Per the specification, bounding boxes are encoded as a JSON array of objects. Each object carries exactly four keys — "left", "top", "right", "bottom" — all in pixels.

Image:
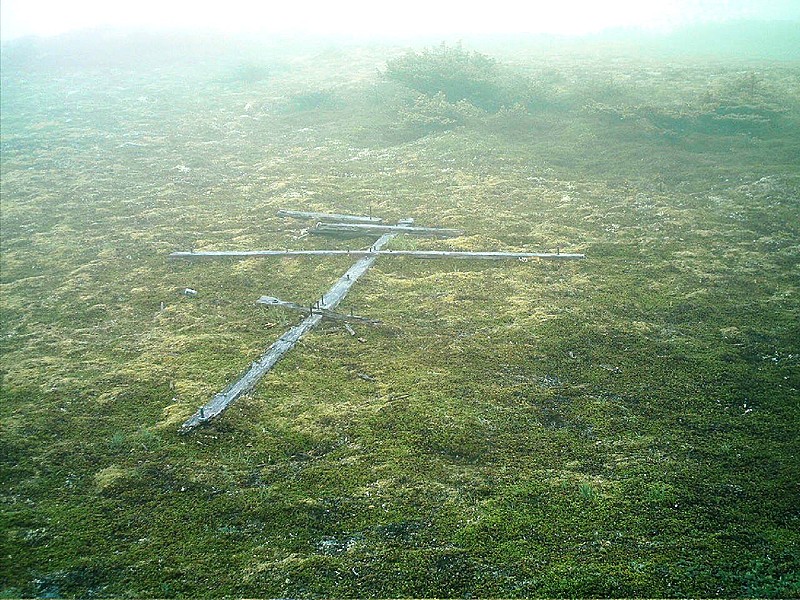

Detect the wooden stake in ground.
[{"left": 171, "top": 212, "right": 585, "bottom": 432}]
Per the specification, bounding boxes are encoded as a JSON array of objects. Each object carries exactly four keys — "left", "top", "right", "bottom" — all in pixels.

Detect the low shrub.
[{"left": 386, "top": 43, "right": 508, "bottom": 111}]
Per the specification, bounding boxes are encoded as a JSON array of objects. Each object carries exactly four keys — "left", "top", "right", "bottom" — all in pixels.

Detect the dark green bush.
[
  {"left": 386, "top": 43, "right": 506, "bottom": 110},
  {"left": 396, "top": 92, "right": 480, "bottom": 135},
  {"left": 286, "top": 89, "right": 337, "bottom": 112},
  {"left": 227, "top": 62, "right": 271, "bottom": 83}
]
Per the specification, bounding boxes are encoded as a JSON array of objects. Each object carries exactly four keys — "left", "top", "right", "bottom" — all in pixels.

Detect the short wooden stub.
[{"left": 256, "top": 295, "right": 380, "bottom": 324}]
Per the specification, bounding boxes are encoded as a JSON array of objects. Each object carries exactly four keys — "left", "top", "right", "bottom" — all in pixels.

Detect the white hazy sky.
[{"left": 1, "top": 0, "right": 798, "bottom": 41}]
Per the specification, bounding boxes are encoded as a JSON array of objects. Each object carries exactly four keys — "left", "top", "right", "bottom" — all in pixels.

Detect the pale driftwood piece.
[
  {"left": 312, "top": 222, "right": 464, "bottom": 237},
  {"left": 256, "top": 295, "right": 381, "bottom": 324},
  {"left": 170, "top": 249, "right": 585, "bottom": 260},
  {"left": 277, "top": 209, "right": 382, "bottom": 224},
  {"left": 179, "top": 232, "right": 397, "bottom": 432}
]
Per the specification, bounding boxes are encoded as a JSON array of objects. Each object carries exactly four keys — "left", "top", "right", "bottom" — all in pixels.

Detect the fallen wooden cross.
[{"left": 170, "top": 211, "right": 585, "bottom": 432}]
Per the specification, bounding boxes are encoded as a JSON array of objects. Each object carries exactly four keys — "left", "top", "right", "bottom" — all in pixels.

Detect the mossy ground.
[{"left": 1, "top": 34, "right": 799, "bottom": 598}]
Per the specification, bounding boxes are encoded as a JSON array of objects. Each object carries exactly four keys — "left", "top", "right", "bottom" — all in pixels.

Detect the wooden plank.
[
  {"left": 312, "top": 222, "right": 464, "bottom": 237},
  {"left": 277, "top": 209, "right": 382, "bottom": 223},
  {"left": 170, "top": 249, "right": 585, "bottom": 260},
  {"left": 383, "top": 250, "right": 586, "bottom": 260},
  {"left": 256, "top": 295, "right": 380, "bottom": 324},
  {"left": 179, "top": 232, "right": 397, "bottom": 432}
]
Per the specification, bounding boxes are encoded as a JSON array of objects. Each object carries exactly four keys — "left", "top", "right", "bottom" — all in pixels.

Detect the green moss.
[{"left": 1, "top": 33, "right": 798, "bottom": 598}]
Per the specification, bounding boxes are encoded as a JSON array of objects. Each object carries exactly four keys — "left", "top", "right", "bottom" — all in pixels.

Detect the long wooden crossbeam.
[{"left": 170, "top": 249, "right": 585, "bottom": 260}]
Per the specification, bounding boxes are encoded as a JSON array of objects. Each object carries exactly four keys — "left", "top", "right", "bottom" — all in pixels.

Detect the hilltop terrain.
[{"left": 1, "top": 28, "right": 799, "bottom": 598}]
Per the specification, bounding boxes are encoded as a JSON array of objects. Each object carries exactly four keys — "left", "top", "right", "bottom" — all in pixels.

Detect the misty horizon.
[{"left": 2, "top": 0, "right": 799, "bottom": 43}]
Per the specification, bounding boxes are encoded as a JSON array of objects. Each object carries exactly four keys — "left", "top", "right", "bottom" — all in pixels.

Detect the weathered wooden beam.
[
  {"left": 179, "top": 232, "right": 397, "bottom": 432},
  {"left": 170, "top": 249, "right": 585, "bottom": 260},
  {"left": 256, "top": 295, "right": 380, "bottom": 324},
  {"left": 277, "top": 209, "right": 382, "bottom": 223},
  {"left": 312, "top": 222, "right": 464, "bottom": 237},
  {"left": 387, "top": 250, "right": 585, "bottom": 260}
]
